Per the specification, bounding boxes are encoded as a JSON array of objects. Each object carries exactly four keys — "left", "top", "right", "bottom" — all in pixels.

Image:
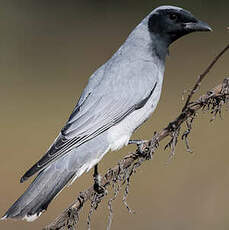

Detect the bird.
[{"left": 1, "top": 5, "right": 211, "bottom": 222}]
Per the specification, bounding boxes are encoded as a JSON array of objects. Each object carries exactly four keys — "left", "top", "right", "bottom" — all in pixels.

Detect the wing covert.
[{"left": 20, "top": 60, "right": 158, "bottom": 182}]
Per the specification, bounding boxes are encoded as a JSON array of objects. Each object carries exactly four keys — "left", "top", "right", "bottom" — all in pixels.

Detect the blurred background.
[{"left": 0, "top": 0, "right": 228, "bottom": 229}]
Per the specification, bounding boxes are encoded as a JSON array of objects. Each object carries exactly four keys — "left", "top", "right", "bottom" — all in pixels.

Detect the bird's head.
[{"left": 148, "top": 6, "right": 212, "bottom": 45}]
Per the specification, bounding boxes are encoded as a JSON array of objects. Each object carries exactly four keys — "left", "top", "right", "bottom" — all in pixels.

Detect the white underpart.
[
  {"left": 109, "top": 134, "right": 130, "bottom": 151},
  {"left": 22, "top": 212, "right": 42, "bottom": 222},
  {"left": 107, "top": 69, "right": 164, "bottom": 151},
  {"left": 1, "top": 213, "right": 40, "bottom": 222},
  {"left": 68, "top": 146, "right": 110, "bottom": 186},
  {"left": 0, "top": 215, "right": 7, "bottom": 221}
]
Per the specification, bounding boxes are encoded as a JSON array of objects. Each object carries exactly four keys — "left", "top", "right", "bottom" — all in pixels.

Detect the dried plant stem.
[{"left": 182, "top": 44, "right": 229, "bottom": 111}]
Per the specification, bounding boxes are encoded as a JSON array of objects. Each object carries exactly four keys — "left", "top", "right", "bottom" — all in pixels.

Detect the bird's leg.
[
  {"left": 93, "top": 164, "right": 105, "bottom": 194},
  {"left": 128, "top": 139, "right": 147, "bottom": 154}
]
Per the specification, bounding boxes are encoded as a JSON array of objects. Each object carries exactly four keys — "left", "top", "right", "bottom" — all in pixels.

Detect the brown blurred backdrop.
[{"left": 0, "top": 0, "right": 229, "bottom": 229}]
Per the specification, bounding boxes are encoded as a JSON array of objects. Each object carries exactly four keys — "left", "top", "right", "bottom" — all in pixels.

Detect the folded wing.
[{"left": 21, "top": 60, "right": 158, "bottom": 182}]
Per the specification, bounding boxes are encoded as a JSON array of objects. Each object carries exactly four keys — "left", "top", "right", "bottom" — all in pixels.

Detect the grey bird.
[{"left": 2, "top": 5, "right": 211, "bottom": 221}]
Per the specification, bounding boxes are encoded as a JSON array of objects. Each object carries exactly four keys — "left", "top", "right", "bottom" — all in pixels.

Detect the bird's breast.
[{"left": 107, "top": 80, "right": 163, "bottom": 151}]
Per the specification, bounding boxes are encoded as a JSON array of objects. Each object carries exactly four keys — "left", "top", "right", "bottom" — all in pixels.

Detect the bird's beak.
[{"left": 184, "top": 20, "right": 212, "bottom": 32}]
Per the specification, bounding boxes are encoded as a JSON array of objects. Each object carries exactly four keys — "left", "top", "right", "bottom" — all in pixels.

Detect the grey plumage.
[{"left": 2, "top": 5, "right": 211, "bottom": 222}]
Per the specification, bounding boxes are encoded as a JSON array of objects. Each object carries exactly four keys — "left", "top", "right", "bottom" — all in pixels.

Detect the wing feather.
[{"left": 20, "top": 60, "right": 158, "bottom": 182}]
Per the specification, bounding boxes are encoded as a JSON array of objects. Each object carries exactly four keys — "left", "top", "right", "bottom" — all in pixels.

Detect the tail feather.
[
  {"left": 1, "top": 132, "right": 110, "bottom": 222},
  {"left": 2, "top": 164, "right": 75, "bottom": 221}
]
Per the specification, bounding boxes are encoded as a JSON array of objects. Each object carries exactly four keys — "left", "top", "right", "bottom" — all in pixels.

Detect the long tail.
[
  {"left": 1, "top": 162, "right": 75, "bottom": 221},
  {"left": 1, "top": 133, "right": 110, "bottom": 221}
]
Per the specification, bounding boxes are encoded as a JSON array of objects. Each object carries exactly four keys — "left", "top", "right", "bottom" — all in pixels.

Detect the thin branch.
[
  {"left": 182, "top": 44, "right": 229, "bottom": 111},
  {"left": 44, "top": 44, "right": 229, "bottom": 230}
]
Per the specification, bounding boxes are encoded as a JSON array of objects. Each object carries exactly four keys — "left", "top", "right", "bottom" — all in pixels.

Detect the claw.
[{"left": 128, "top": 140, "right": 147, "bottom": 154}]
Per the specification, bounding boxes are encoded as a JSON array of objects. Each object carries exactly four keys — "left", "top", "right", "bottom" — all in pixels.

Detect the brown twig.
[
  {"left": 44, "top": 44, "right": 229, "bottom": 230},
  {"left": 182, "top": 44, "right": 229, "bottom": 111}
]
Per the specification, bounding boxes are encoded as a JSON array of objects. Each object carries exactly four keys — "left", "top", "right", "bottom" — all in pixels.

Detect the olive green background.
[{"left": 0, "top": 0, "right": 228, "bottom": 229}]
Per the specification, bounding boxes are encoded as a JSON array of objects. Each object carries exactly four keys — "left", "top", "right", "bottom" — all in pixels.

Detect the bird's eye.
[{"left": 169, "top": 14, "right": 178, "bottom": 21}]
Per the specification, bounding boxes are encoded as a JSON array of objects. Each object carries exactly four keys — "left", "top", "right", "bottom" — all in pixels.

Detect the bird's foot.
[
  {"left": 93, "top": 164, "right": 105, "bottom": 194},
  {"left": 128, "top": 139, "right": 147, "bottom": 154},
  {"left": 93, "top": 175, "right": 105, "bottom": 194}
]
